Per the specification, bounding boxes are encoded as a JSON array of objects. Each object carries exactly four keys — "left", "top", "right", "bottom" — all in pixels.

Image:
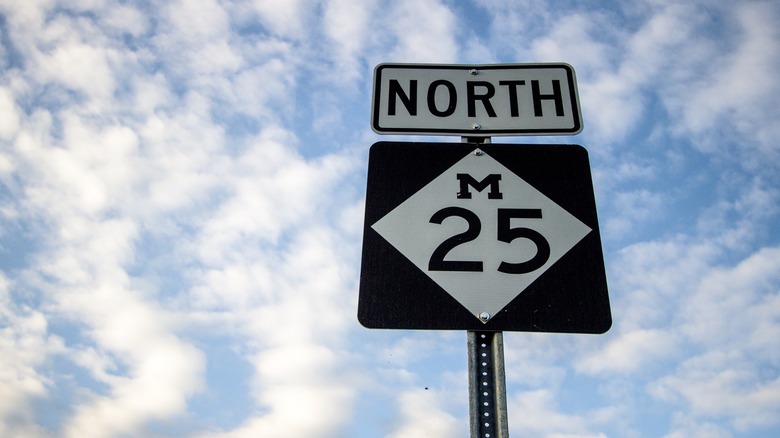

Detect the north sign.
[
  {"left": 358, "top": 142, "right": 611, "bottom": 333},
  {"left": 371, "top": 63, "right": 582, "bottom": 136}
]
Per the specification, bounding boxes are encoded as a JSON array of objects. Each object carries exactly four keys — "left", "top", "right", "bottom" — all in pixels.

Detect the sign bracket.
[{"left": 462, "top": 136, "right": 491, "bottom": 144}]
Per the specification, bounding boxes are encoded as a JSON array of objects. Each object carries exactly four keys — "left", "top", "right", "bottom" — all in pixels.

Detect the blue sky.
[{"left": 0, "top": 0, "right": 779, "bottom": 437}]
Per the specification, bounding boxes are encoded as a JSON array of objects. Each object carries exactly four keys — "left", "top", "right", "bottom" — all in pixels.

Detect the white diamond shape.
[{"left": 372, "top": 149, "right": 591, "bottom": 322}]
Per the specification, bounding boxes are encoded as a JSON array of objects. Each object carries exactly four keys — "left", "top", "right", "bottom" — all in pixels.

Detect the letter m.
[{"left": 457, "top": 174, "right": 503, "bottom": 199}]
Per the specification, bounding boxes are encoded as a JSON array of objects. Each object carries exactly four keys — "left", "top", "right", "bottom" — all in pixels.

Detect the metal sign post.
[{"left": 469, "top": 331, "right": 509, "bottom": 438}]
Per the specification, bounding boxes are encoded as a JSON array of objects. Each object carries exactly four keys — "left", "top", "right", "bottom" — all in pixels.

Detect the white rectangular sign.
[{"left": 371, "top": 63, "right": 582, "bottom": 136}]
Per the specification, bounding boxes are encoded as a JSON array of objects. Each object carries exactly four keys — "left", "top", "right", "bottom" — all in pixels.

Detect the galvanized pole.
[{"left": 468, "top": 331, "right": 509, "bottom": 437}]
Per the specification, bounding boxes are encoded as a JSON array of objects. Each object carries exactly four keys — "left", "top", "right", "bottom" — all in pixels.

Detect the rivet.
[
  {"left": 473, "top": 148, "right": 484, "bottom": 156},
  {"left": 469, "top": 68, "right": 478, "bottom": 75},
  {"left": 479, "top": 312, "right": 490, "bottom": 321},
  {"left": 472, "top": 123, "right": 481, "bottom": 130}
]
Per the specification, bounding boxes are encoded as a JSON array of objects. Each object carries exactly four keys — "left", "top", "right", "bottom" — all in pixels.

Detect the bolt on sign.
[
  {"left": 358, "top": 142, "right": 611, "bottom": 333},
  {"left": 371, "top": 63, "right": 582, "bottom": 136}
]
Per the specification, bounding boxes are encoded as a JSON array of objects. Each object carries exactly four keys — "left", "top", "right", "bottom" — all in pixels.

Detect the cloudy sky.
[{"left": 1, "top": 0, "right": 779, "bottom": 437}]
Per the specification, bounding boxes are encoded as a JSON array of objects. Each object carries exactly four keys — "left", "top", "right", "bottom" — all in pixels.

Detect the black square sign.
[{"left": 358, "top": 142, "right": 611, "bottom": 333}]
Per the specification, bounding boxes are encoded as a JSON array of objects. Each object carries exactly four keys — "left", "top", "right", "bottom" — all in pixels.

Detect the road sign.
[
  {"left": 358, "top": 142, "right": 610, "bottom": 333},
  {"left": 371, "top": 63, "right": 582, "bottom": 136}
]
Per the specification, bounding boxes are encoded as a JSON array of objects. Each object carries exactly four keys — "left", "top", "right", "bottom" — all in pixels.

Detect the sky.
[{"left": 0, "top": 0, "right": 778, "bottom": 437}]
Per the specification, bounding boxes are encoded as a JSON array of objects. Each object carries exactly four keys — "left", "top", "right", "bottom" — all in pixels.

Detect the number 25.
[{"left": 428, "top": 207, "right": 551, "bottom": 274}]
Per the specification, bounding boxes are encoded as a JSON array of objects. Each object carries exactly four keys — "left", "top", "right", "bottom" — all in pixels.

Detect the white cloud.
[
  {"left": 385, "top": 0, "right": 459, "bottom": 62},
  {"left": 249, "top": 0, "right": 314, "bottom": 40},
  {"left": 0, "top": 5, "right": 240, "bottom": 435},
  {"left": 0, "top": 87, "right": 21, "bottom": 141},
  {"left": 680, "top": 246, "right": 780, "bottom": 349},
  {"left": 133, "top": 97, "right": 227, "bottom": 213},
  {"left": 578, "top": 74, "right": 645, "bottom": 147},
  {"left": 525, "top": 13, "right": 619, "bottom": 74},
  {"left": 63, "top": 338, "right": 205, "bottom": 438},
  {"left": 603, "top": 189, "right": 666, "bottom": 239},
  {"left": 662, "top": 414, "right": 731, "bottom": 438},
  {"left": 494, "top": 0, "right": 779, "bottom": 155},
  {"left": 323, "top": 0, "right": 375, "bottom": 80},
  {"left": 127, "top": 73, "right": 177, "bottom": 115},
  {"left": 642, "top": 246, "right": 780, "bottom": 430},
  {"left": 577, "top": 329, "right": 679, "bottom": 375},
  {"left": 167, "top": 0, "right": 230, "bottom": 40},
  {"left": 188, "top": 236, "right": 361, "bottom": 435},
  {"left": 666, "top": 1, "right": 780, "bottom": 159},
  {"left": 649, "top": 351, "right": 780, "bottom": 431},
  {"left": 695, "top": 177, "right": 780, "bottom": 253},
  {"left": 102, "top": 4, "right": 149, "bottom": 37},
  {"left": 501, "top": 333, "right": 571, "bottom": 388},
  {"left": 378, "top": 332, "right": 463, "bottom": 367},
  {"left": 609, "top": 238, "right": 719, "bottom": 330},
  {"left": 508, "top": 389, "right": 613, "bottom": 437},
  {"left": 191, "top": 134, "right": 356, "bottom": 263},
  {"left": 0, "top": 274, "right": 65, "bottom": 438},
  {"left": 385, "top": 389, "right": 463, "bottom": 438},
  {"left": 548, "top": 434, "right": 608, "bottom": 438},
  {"left": 23, "top": 213, "right": 207, "bottom": 437},
  {"left": 473, "top": 0, "right": 554, "bottom": 50},
  {"left": 196, "top": 344, "right": 354, "bottom": 438},
  {"left": 10, "top": 114, "right": 141, "bottom": 217},
  {"left": 171, "top": 122, "right": 362, "bottom": 436},
  {"left": 36, "top": 42, "right": 117, "bottom": 100},
  {"left": 156, "top": 0, "right": 243, "bottom": 77},
  {"left": 580, "top": 2, "right": 705, "bottom": 145},
  {"left": 604, "top": 242, "right": 780, "bottom": 431}
]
